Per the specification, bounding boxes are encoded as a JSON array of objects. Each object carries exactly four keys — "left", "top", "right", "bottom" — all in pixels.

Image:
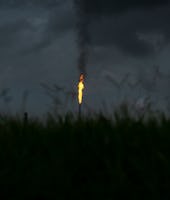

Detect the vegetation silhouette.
[{"left": 0, "top": 108, "right": 170, "bottom": 199}]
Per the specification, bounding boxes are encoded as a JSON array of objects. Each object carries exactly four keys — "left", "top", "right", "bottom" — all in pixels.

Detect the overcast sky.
[{"left": 0, "top": 0, "right": 170, "bottom": 116}]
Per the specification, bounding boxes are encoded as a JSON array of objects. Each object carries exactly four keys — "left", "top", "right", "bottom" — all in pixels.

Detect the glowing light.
[{"left": 78, "top": 74, "right": 84, "bottom": 104}]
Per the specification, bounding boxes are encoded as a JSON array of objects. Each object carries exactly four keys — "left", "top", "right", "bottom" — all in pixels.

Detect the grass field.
[{"left": 0, "top": 111, "right": 170, "bottom": 199}]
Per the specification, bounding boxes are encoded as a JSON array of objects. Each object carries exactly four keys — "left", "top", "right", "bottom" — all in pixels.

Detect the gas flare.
[{"left": 78, "top": 74, "right": 84, "bottom": 104}]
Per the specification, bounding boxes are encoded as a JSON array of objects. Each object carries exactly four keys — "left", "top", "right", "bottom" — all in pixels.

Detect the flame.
[{"left": 78, "top": 74, "right": 84, "bottom": 104}]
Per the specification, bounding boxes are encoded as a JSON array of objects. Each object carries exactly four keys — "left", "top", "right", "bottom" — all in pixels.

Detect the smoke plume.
[{"left": 74, "top": 0, "right": 90, "bottom": 77}]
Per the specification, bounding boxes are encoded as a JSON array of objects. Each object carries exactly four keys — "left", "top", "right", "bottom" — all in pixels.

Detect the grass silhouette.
[{"left": 0, "top": 110, "right": 170, "bottom": 199}]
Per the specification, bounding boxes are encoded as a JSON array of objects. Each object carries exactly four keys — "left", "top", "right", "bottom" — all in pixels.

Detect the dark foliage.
[{"left": 0, "top": 112, "right": 170, "bottom": 199}]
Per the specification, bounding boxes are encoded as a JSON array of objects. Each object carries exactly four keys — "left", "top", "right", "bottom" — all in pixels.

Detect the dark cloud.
[
  {"left": 0, "top": 0, "right": 64, "bottom": 9},
  {"left": 25, "top": 2, "right": 75, "bottom": 53},
  {"left": 74, "top": 0, "right": 170, "bottom": 57},
  {"left": 89, "top": 7, "right": 170, "bottom": 57},
  {"left": 1, "top": 0, "right": 170, "bottom": 59},
  {"left": 79, "top": 0, "right": 170, "bottom": 16},
  {"left": 0, "top": 19, "right": 32, "bottom": 47},
  {"left": 0, "top": 0, "right": 74, "bottom": 54}
]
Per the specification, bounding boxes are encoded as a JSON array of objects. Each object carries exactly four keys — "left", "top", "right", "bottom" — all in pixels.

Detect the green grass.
[{"left": 0, "top": 111, "right": 170, "bottom": 199}]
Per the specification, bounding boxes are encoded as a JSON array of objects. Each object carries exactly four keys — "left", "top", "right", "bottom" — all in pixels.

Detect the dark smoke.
[{"left": 74, "top": 0, "right": 90, "bottom": 77}]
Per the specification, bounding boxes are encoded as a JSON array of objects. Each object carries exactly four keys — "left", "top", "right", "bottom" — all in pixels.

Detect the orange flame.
[{"left": 78, "top": 74, "right": 84, "bottom": 104}]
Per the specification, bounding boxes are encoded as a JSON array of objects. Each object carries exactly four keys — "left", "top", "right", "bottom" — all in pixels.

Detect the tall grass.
[{"left": 0, "top": 110, "right": 170, "bottom": 199}]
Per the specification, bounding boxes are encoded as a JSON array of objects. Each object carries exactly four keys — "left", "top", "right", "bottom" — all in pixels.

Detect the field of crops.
[{"left": 0, "top": 111, "right": 170, "bottom": 199}]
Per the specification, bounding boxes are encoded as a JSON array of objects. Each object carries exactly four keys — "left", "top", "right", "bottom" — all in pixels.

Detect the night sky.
[{"left": 0, "top": 0, "right": 170, "bottom": 116}]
